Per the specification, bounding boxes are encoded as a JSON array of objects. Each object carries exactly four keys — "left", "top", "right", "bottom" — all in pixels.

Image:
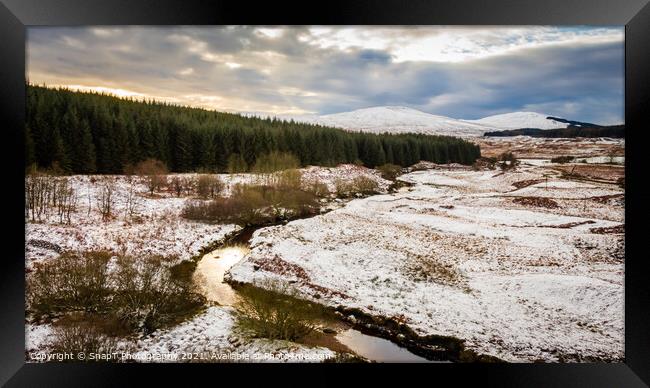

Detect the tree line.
[
  {"left": 26, "top": 85, "right": 481, "bottom": 174},
  {"left": 483, "top": 126, "right": 624, "bottom": 138}
]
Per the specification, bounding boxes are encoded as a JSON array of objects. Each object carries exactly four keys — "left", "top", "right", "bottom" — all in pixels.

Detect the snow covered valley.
[
  {"left": 25, "top": 148, "right": 625, "bottom": 363},
  {"left": 227, "top": 163, "right": 624, "bottom": 362}
]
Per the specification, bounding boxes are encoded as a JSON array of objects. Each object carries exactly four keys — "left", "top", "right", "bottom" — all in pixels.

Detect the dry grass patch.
[
  {"left": 512, "top": 196, "right": 560, "bottom": 209},
  {"left": 590, "top": 224, "right": 624, "bottom": 234},
  {"left": 403, "top": 253, "right": 469, "bottom": 291}
]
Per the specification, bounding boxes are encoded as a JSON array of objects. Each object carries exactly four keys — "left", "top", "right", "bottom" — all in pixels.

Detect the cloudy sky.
[{"left": 27, "top": 26, "right": 624, "bottom": 124}]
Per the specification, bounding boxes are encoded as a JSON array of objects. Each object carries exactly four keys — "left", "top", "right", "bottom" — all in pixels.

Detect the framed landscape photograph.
[{"left": 1, "top": 0, "right": 649, "bottom": 386}]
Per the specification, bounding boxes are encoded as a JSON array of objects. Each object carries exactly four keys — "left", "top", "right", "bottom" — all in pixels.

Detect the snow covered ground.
[
  {"left": 228, "top": 163, "right": 625, "bottom": 362},
  {"left": 475, "top": 136, "right": 625, "bottom": 159},
  {"left": 26, "top": 307, "right": 335, "bottom": 363},
  {"left": 25, "top": 164, "right": 388, "bottom": 362},
  {"left": 25, "top": 164, "right": 389, "bottom": 267},
  {"left": 467, "top": 112, "right": 569, "bottom": 129},
  {"left": 25, "top": 175, "right": 239, "bottom": 267},
  {"left": 134, "top": 306, "right": 335, "bottom": 363}
]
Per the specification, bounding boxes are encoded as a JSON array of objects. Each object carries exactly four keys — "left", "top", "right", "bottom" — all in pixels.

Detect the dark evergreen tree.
[{"left": 25, "top": 84, "right": 481, "bottom": 174}]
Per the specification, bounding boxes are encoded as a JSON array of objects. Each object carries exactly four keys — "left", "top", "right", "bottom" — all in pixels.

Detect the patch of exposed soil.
[
  {"left": 511, "top": 179, "right": 544, "bottom": 190},
  {"left": 590, "top": 224, "right": 625, "bottom": 234},
  {"left": 403, "top": 254, "right": 469, "bottom": 291},
  {"left": 590, "top": 194, "right": 624, "bottom": 205},
  {"left": 251, "top": 255, "right": 310, "bottom": 281},
  {"left": 545, "top": 220, "right": 596, "bottom": 229},
  {"left": 554, "top": 164, "right": 624, "bottom": 183},
  {"left": 512, "top": 196, "right": 560, "bottom": 209}
]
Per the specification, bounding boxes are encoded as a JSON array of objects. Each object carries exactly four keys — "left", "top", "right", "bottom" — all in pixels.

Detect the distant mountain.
[
  {"left": 466, "top": 112, "right": 569, "bottom": 130},
  {"left": 242, "top": 107, "right": 618, "bottom": 138},
  {"left": 315, "top": 106, "right": 500, "bottom": 137},
  {"left": 245, "top": 106, "right": 499, "bottom": 137}
]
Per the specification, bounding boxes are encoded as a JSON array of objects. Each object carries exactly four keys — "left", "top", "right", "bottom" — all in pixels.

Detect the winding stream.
[
  {"left": 193, "top": 246, "right": 248, "bottom": 306},
  {"left": 193, "top": 236, "right": 433, "bottom": 362}
]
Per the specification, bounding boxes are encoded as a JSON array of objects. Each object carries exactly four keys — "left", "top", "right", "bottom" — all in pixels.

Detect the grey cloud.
[{"left": 27, "top": 26, "right": 624, "bottom": 123}]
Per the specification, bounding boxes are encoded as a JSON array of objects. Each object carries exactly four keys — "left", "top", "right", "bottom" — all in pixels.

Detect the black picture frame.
[{"left": 1, "top": 0, "right": 648, "bottom": 386}]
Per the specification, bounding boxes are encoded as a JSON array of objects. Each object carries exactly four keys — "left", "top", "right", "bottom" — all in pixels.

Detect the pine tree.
[{"left": 25, "top": 85, "right": 481, "bottom": 173}]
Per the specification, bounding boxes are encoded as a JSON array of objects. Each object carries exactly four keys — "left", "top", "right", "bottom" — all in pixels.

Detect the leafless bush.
[
  {"left": 276, "top": 169, "right": 302, "bottom": 190},
  {"left": 169, "top": 176, "right": 184, "bottom": 197},
  {"left": 334, "top": 176, "right": 380, "bottom": 198},
  {"left": 251, "top": 152, "right": 300, "bottom": 186},
  {"left": 123, "top": 180, "right": 141, "bottom": 220},
  {"left": 56, "top": 178, "right": 78, "bottom": 224},
  {"left": 235, "top": 281, "right": 326, "bottom": 341},
  {"left": 169, "top": 175, "right": 198, "bottom": 197},
  {"left": 96, "top": 178, "right": 116, "bottom": 221},
  {"left": 27, "top": 251, "right": 112, "bottom": 316},
  {"left": 196, "top": 174, "right": 224, "bottom": 198},
  {"left": 134, "top": 159, "right": 168, "bottom": 195},
  {"left": 499, "top": 152, "right": 519, "bottom": 171},
  {"left": 305, "top": 180, "right": 330, "bottom": 197},
  {"left": 25, "top": 172, "right": 80, "bottom": 223},
  {"left": 377, "top": 163, "right": 402, "bottom": 181},
  {"left": 182, "top": 183, "right": 319, "bottom": 226},
  {"left": 49, "top": 317, "right": 121, "bottom": 362},
  {"left": 27, "top": 251, "right": 205, "bottom": 334},
  {"left": 25, "top": 172, "right": 51, "bottom": 221},
  {"left": 111, "top": 255, "right": 206, "bottom": 333}
]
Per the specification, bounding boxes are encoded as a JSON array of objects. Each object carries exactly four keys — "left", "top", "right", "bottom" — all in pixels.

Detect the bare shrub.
[
  {"left": 25, "top": 171, "right": 53, "bottom": 221},
  {"left": 134, "top": 159, "right": 168, "bottom": 195},
  {"left": 184, "top": 176, "right": 196, "bottom": 196},
  {"left": 27, "top": 250, "right": 205, "bottom": 335},
  {"left": 377, "top": 163, "right": 402, "bottom": 181},
  {"left": 472, "top": 157, "right": 497, "bottom": 171},
  {"left": 499, "top": 152, "right": 519, "bottom": 171},
  {"left": 96, "top": 178, "right": 116, "bottom": 221},
  {"left": 53, "top": 178, "right": 78, "bottom": 224},
  {"left": 252, "top": 152, "right": 301, "bottom": 186},
  {"left": 183, "top": 180, "right": 320, "bottom": 226},
  {"left": 230, "top": 184, "right": 268, "bottom": 225},
  {"left": 335, "top": 176, "right": 379, "bottom": 198},
  {"left": 305, "top": 180, "right": 330, "bottom": 198},
  {"left": 197, "top": 175, "right": 224, "bottom": 198},
  {"left": 267, "top": 187, "right": 318, "bottom": 220},
  {"left": 170, "top": 176, "right": 182, "bottom": 197},
  {"left": 111, "top": 255, "right": 206, "bottom": 333},
  {"left": 123, "top": 180, "right": 141, "bottom": 220},
  {"left": 49, "top": 318, "right": 120, "bottom": 362},
  {"left": 235, "top": 281, "right": 326, "bottom": 341},
  {"left": 27, "top": 251, "right": 113, "bottom": 317},
  {"left": 334, "top": 178, "right": 353, "bottom": 198},
  {"left": 276, "top": 169, "right": 302, "bottom": 190},
  {"left": 353, "top": 176, "right": 380, "bottom": 195}
]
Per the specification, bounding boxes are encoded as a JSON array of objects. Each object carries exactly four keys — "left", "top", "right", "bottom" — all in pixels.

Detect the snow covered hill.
[
  {"left": 243, "top": 107, "right": 572, "bottom": 137},
  {"left": 313, "top": 106, "right": 497, "bottom": 137},
  {"left": 466, "top": 112, "right": 569, "bottom": 130}
]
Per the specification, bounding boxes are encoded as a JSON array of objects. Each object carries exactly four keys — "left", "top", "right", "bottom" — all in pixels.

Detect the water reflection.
[
  {"left": 335, "top": 329, "right": 432, "bottom": 363},
  {"left": 193, "top": 246, "right": 249, "bottom": 306}
]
